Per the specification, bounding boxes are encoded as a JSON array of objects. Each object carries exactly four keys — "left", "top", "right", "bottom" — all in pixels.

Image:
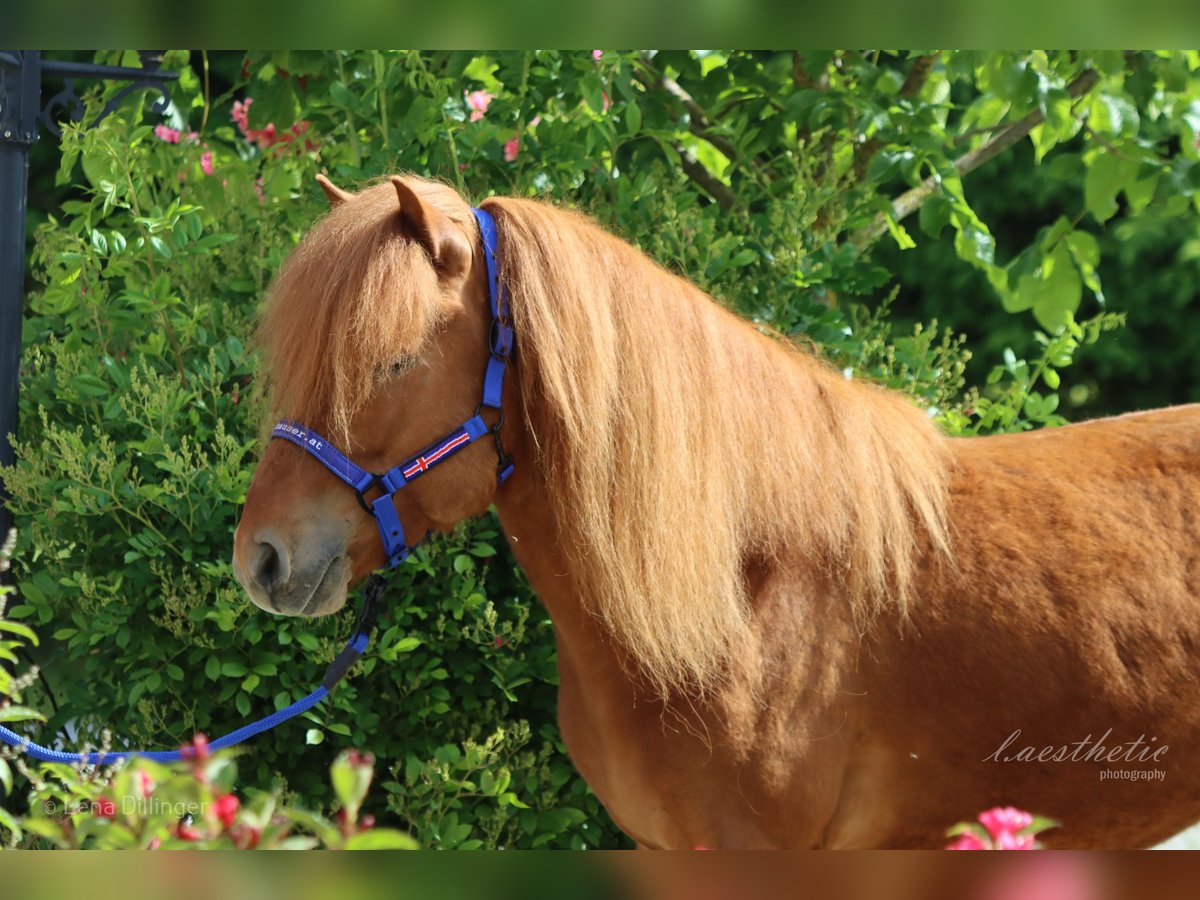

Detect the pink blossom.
[
  {"left": 602, "top": 91, "right": 611, "bottom": 113},
  {"left": 231, "top": 97, "right": 314, "bottom": 155},
  {"left": 154, "top": 124, "right": 182, "bottom": 144},
  {"left": 200, "top": 151, "right": 214, "bottom": 176},
  {"left": 213, "top": 793, "right": 240, "bottom": 828},
  {"left": 993, "top": 830, "right": 1036, "bottom": 850},
  {"left": 503, "top": 136, "right": 520, "bottom": 162},
  {"left": 978, "top": 806, "right": 1034, "bottom": 842},
  {"left": 946, "top": 831, "right": 988, "bottom": 850},
  {"left": 231, "top": 98, "right": 252, "bottom": 133},
  {"left": 465, "top": 89, "right": 494, "bottom": 122},
  {"left": 592, "top": 50, "right": 603, "bottom": 60}
]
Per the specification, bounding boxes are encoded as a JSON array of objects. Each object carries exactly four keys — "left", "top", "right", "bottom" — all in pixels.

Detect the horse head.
[{"left": 233, "top": 175, "right": 508, "bottom": 616}]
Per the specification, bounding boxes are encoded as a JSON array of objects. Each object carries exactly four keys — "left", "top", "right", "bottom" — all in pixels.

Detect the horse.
[{"left": 232, "top": 173, "right": 1200, "bottom": 849}]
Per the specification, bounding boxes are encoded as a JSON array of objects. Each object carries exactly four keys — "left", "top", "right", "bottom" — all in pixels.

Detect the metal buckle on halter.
[
  {"left": 489, "top": 318, "right": 514, "bottom": 360},
  {"left": 470, "top": 400, "right": 512, "bottom": 482},
  {"left": 353, "top": 475, "right": 382, "bottom": 517}
]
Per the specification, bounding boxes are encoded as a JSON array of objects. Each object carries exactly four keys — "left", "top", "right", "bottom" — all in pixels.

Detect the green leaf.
[
  {"left": 306, "top": 728, "right": 325, "bottom": 745},
  {"left": 0, "top": 705, "right": 46, "bottom": 723},
  {"left": 1085, "top": 151, "right": 1136, "bottom": 223},
  {"left": 918, "top": 195, "right": 952, "bottom": 238},
  {"left": 1063, "top": 230, "right": 1099, "bottom": 269},
  {"left": 329, "top": 81, "right": 353, "bottom": 107},
  {"left": 624, "top": 100, "right": 642, "bottom": 136},
  {"left": 1089, "top": 92, "right": 1140, "bottom": 138},
  {"left": 1032, "top": 247, "right": 1082, "bottom": 331},
  {"left": 0, "top": 805, "right": 22, "bottom": 842},
  {"left": 1124, "top": 172, "right": 1159, "bottom": 214},
  {"left": 343, "top": 829, "right": 420, "bottom": 850},
  {"left": 885, "top": 211, "right": 916, "bottom": 250}
]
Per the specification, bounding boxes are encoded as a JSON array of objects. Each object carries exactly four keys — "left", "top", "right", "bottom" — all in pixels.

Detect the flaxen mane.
[
  {"left": 259, "top": 178, "right": 475, "bottom": 441},
  {"left": 260, "top": 175, "right": 952, "bottom": 695}
]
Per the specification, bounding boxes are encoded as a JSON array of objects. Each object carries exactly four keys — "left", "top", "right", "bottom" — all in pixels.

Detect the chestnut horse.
[{"left": 233, "top": 174, "right": 1200, "bottom": 849}]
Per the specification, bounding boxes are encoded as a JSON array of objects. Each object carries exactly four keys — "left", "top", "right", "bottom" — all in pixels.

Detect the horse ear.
[
  {"left": 315, "top": 174, "right": 354, "bottom": 207},
  {"left": 390, "top": 176, "right": 471, "bottom": 279}
]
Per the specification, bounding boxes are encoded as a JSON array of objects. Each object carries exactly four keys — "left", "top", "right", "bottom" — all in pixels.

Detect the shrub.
[{"left": 6, "top": 50, "right": 1197, "bottom": 848}]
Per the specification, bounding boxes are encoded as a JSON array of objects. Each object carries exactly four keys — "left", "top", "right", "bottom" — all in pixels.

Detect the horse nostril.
[{"left": 252, "top": 536, "right": 290, "bottom": 598}]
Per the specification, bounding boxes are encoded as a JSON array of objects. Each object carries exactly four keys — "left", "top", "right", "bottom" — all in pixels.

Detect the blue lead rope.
[
  {"left": 0, "top": 206, "right": 513, "bottom": 769},
  {"left": 0, "top": 577, "right": 381, "bottom": 766}
]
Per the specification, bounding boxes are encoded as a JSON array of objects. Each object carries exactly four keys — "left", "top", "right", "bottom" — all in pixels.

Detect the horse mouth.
[{"left": 297, "top": 555, "right": 348, "bottom": 617}]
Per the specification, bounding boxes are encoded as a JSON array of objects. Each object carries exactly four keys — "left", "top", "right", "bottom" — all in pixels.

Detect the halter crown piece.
[
  {"left": 271, "top": 207, "right": 514, "bottom": 569},
  {"left": 0, "top": 208, "right": 513, "bottom": 765}
]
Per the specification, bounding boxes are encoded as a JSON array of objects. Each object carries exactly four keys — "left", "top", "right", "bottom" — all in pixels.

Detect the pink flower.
[
  {"left": 503, "top": 136, "right": 520, "bottom": 162},
  {"left": 94, "top": 797, "right": 117, "bottom": 819},
  {"left": 231, "top": 98, "right": 252, "bottom": 133},
  {"left": 978, "top": 806, "right": 1033, "bottom": 842},
  {"left": 231, "top": 96, "right": 315, "bottom": 155},
  {"left": 136, "top": 770, "right": 154, "bottom": 798},
  {"left": 994, "top": 830, "right": 1036, "bottom": 850},
  {"left": 592, "top": 50, "right": 603, "bottom": 60},
  {"left": 602, "top": 91, "right": 611, "bottom": 113},
  {"left": 200, "top": 151, "right": 214, "bottom": 176},
  {"left": 154, "top": 124, "right": 181, "bottom": 144},
  {"left": 466, "top": 89, "right": 494, "bottom": 122},
  {"left": 213, "top": 793, "right": 240, "bottom": 828},
  {"left": 180, "top": 732, "right": 210, "bottom": 761},
  {"left": 946, "top": 832, "right": 988, "bottom": 850},
  {"left": 176, "top": 819, "right": 202, "bottom": 842}
]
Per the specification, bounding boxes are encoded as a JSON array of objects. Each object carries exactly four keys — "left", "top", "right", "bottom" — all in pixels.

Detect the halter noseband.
[{"left": 270, "top": 207, "right": 514, "bottom": 569}]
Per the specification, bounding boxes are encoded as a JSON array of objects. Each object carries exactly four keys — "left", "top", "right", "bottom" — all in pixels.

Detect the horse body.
[
  {"left": 234, "top": 174, "right": 1200, "bottom": 848},
  {"left": 495, "top": 393, "right": 1200, "bottom": 848}
]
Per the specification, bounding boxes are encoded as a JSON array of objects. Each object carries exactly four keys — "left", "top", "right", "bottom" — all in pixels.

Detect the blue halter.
[
  {"left": 0, "top": 207, "right": 514, "bottom": 766},
  {"left": 0, "top": 207, "right": 511, "bottom": 763},
  {"left": 271, "top": 207, "right": 514, "bottom": 569}
]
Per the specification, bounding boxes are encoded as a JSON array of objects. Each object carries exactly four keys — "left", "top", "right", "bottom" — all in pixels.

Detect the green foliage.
[
  {"left": 5, "top": 50, "right": 1200, "bottom": 849},
  {"left": 6, "top": 728, "right": 415, "bottom": 849}
]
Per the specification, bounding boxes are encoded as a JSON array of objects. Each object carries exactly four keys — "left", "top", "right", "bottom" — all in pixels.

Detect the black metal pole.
[{"left": 0, "top": 51, "right": 39, "bottom": 545}]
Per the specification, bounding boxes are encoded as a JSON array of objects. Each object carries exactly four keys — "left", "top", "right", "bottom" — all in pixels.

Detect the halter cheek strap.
[{"left": 270, "top": 207, "right": 513, "bottom": 569}]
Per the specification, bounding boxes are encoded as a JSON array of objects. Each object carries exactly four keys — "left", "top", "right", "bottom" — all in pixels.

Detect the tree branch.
[
  {"left": 853, "top": 54, "right": 939, "bottom": 182},
  {"left": 679, "top": 150, "right": 736, "bottom": 211},
  {"left": 851, "top": 67, "right": 1101, "bottom": 251},
  {"left": 900, "top": 54, "right": 937, "bottom": 98},
  {"left": 633, "top": 58, "right": 740, "bottom": 162}
]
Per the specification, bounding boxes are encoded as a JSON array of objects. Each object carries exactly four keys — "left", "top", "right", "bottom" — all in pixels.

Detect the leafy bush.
[{"left": 6, "top": 51, "right": 1200, "bottom": 848}]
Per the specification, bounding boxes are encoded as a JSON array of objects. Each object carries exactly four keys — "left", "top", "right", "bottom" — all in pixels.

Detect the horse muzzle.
[{"left": 234, "top": 526, "right": 350, "bottom": 617}]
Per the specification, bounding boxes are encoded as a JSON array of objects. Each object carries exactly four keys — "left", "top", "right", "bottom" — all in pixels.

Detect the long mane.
[
  {"left": 483, "top": 195, "right": 952, "bottom": 695},
  {"left": 261, "top": 176, "right": 952, "bottom": 696},
  {"left": 259, "top": 178, "right": 476, "bottom": 441}
]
